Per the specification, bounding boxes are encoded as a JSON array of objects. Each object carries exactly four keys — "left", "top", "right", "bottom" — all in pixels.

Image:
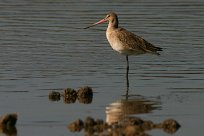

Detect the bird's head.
[{"left": 84, "top": 12, "right": 118, "bottom": 29}]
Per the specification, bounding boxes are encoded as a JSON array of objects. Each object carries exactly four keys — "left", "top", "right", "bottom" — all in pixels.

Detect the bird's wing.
[{"left": 116, "top": 28, "right": 162, "bottom": 54}]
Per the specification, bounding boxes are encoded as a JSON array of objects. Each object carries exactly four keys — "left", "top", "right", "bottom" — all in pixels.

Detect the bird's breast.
[{"left": 106, "top": 29, "right": 126, "bottom": 54}]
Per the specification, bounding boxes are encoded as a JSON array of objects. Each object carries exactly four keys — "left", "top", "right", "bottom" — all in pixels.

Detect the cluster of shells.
[
  {"left": 49, "top": 86, "right": 93, "bottom": 104},
  {"left": 68, "top": 116, "right": 180, "bottom": 136}
]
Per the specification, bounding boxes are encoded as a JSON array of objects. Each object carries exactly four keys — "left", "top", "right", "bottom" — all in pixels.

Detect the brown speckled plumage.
[{"left": 104, "top": 12, "right": 162, "bottom": 55}]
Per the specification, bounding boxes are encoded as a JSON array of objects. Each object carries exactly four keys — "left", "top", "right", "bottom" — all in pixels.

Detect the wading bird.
[{"left": 85, "top": 12, "right": 162, "bottom": 88}]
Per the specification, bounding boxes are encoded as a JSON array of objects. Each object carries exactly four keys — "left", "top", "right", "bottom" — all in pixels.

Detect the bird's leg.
[
  {"left": 126, "top": 55, "right": 129, "bottom": 96},
  {"left": 126, "top": 55, "right": 129, "bottom": 72}
]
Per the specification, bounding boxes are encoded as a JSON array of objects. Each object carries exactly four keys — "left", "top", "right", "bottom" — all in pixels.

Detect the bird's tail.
[
  {"left": 146, "top": 46, "right": 162, "bottom": 55},
  {"left": 155, "top": 46, "right": 162, "bottom": 55}
]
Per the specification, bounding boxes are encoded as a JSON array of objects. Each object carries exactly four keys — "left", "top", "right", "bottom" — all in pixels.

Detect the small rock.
[
  {"left": 142, "top": 120, "right": 154, "bottom": 131},
  {"left": 0, "top": 113, "right": 17, "bottom": 127},
  {"left": 67, "top": 119, "right": 84, "bottom": 132},
  {"left": 77, "top": 86, "right": 93, "bottom": 98},
  {"left": 64, "top": 88, "right": 77, "bottom": 97},
  {"left": 84, "top": 116, "right": 96, "bottom": 127},
  {"left": 48, "top": 91, "right": 61, "bottom": 101},
  {"left": 162, "top": 119, "right": 180, "bottom": 134},
  {"left": 78, "top": 96, "right": 93, "bottom": 104},
  {"left": 63, "top": 88, "right": 77, "bottom": 103}
]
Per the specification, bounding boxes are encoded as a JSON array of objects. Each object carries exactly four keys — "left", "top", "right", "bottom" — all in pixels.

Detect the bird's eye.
[{"left": 106, "top": 15, "right": 110, "bottom": 18}]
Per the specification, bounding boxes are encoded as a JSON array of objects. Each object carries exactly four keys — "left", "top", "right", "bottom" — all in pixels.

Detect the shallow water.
[{"left": 0, "top": 0, "right": 204, "bottom": 135}]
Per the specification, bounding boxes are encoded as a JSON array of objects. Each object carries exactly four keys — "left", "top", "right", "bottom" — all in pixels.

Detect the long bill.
[{"left": 84, "top": 18, "right": 107, "bottom": 29}]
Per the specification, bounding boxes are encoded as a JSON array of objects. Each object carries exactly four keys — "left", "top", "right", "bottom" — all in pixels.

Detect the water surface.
[{"left": 0, "top": 0, "right": 204, "bottom": 136}]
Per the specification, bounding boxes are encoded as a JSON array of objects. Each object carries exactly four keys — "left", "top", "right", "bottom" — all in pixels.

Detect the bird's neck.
[{"left": 108, "top": 18, "right": 118, "bottom": 29}]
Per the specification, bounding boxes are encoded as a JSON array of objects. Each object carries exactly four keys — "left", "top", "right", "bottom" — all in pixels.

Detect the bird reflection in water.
[
  {"left": 67, "top": 87, "right": 180, "bottom": 135},
  {"left": 106, "top": 96, "right": 160, "bottom": 125}
]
